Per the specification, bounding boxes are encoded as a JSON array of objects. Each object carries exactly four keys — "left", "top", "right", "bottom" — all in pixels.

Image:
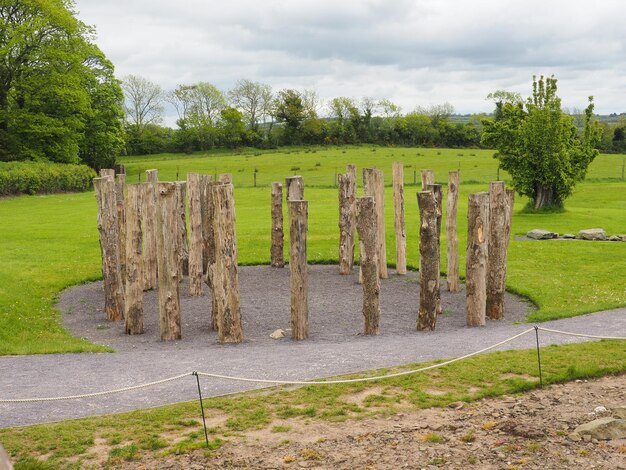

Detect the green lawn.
[{"left": 0, "top": 146, "right": 625, "bottom": 354}]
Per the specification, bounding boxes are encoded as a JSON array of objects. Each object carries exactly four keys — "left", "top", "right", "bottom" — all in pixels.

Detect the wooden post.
[
  {"left": 417, "top": 191, "right": 439, "bottom": 331},
  {"left": 392, "top": 161, "right": 406, "bottom": 275},
  {"left": 356, "top": 196, "right": 380, "bottom": 335},
  {"left": 124, "top": 184, "right": 144, "bottom": 334},
  {"left": 505, "top": 189, "right": 515, "bottom": 251},
  {"left": 421, "top": 169, "right": 434, "bottom": 191},
  {"left": 99, "top": 168, "right": 115, "bottom": 178},
  {"left": 115, "top": 173, "right": 126, "bottom": 286},
  {"left": 338, "top": 170, "right": 356, "bottom": 274},
  {"left": 94, "top": 176, "right": 125, "bottom": 321},
  {"left": 213, "top": 183, "right": 243, "bottom": 343},
  {"left": 155, "top": 182, "right": 182, "bottom": 340},
  {"left": 206, "top": 182, "right": 220, "bottom": 331},
  {"left": 285, "top": 175, "right": 304, "bottom": 201},
  {"left": 142, "top": 169, "right": 158, "bottom": 290},
  {"left": 187, "top": 173, "right": 203, "bottom": 295},
  {"left": 175, "top": 181, "right": 189, "bottom": 278},
  {"left": 446, "top": 171, "right": 460, "bottom": 292},
  {"left": 200, "top": 174, "right": 212, "bottom": 274},
  {"left": 271, "top": 182, "right": 284, "bottom": 267},
  {"left": 288, "top": 199, "right": 309, "bottom": 340},
  {"left": 466, "top": 192, "right": 490, "bottom": 327},
  {"left": 219, "top": 173, "right": 232, "bottom": 184},
  {"left": 427, "top": 183, "right": 443, "bottom": 314},
  {"left": 363, "top": 168, "right": 387, "bottom": 279},
  {"left": 487, "top": 182, "right": 507, "bottom": 320}
]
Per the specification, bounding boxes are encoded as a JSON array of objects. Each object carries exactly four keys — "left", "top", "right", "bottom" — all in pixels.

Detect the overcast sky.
[{"left": 75, "top": 0, "right": 625, "bottom": 124}]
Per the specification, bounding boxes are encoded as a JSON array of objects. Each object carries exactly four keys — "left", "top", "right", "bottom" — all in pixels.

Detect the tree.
[
  {"left": 482, "top": 76, "right": 601, "bottom": 209},
  {"left": 0, "top": 0, "right": 124, "bottom": 168},
  {"left": 122, "top": 75, "right": 164, "bottom": 132},
  {"left": 273, "top": 89, "right": 306, "bottom": 145},
  {"left": 218, "top": 107, "right": 246, "bottom": 148},
  {"left": 228, "top": 79, "right": 272, "bottom": 132}
]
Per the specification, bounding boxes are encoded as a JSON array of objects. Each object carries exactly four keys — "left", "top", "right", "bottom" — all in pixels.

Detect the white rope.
[
  {"left": 196, "top": 328, "right": 537, "bottom": 385},
  {"left": 536, "top": 326, "right": 626, "bottom": 341},
  {"left": 0, "top": 372, "right": 192, "bottom": 403}
]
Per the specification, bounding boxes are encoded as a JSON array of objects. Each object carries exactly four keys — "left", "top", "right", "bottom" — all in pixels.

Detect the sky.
[{"left": 75, "top": 0, "right": 626, "bottom": 125}]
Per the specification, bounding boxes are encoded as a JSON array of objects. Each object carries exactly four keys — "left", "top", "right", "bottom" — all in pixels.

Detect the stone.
[
  {"left": 270, "top": 329, "right": 285, "bottom": 339},
  {"left": 609, "top": 235, "right": 623, "bottom": 242},
  {"left": 578, "top": 228, "right": 606, "bottom": 241},
  {"left": 572, "top": 417, "right": 626, "bottom": 440},
  {"left": 562, "top": 233, "right": 576, "bottom": 239},
  {"left": 526, "top": 229, "right": 558, "bottom": 240}
]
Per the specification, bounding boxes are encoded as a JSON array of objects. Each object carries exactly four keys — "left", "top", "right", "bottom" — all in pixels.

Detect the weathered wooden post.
[
  {"left": 285, "top": 175, "right": 304, "bottom": 201},
  {"left": 363, "top": 168, "right": 387, "bottom": 279},
  {"left": 427, "top": 183, "right": 443, "bottom": 314},
  {"left": 200, "top": 174, "right": 212, "bottom": 274},
  {"left": 392, "top": 161, "right": 406, "bottom": 275},
  {"left": 175, "top": 181, "right": 189, "bottom": 278},
  {"left": 446, "top": 171, "right": 460, "bottom": 292},
  {"left": 212, "top": 183, "right": 243, "bottom": 343},
  {"left": 115, "top": 173, "right": 126, "bottom": 286},
  {"left": 155, "top": 182, "right": 182, "bottom": 340},
  {"left": 187, "top": 173, "right": 203, "bottom": 295},
  {"left": 143, "top": 169, "right": 158, "bottom": 290},
  {"left": 466, "top": 192, "right": 490, "bottom": 327},
  {"left": 338, "top": 168, "right": 356, "bottom": 274},
  {"left": 417, "top": 191, "right": 439, "bottom": 331},
  {"left": 206, "top": 182, "right": 220, "bottom": 331},
  {"left": 99, "top": 168, "right": 115, "bottom": 178},
  {"left": 94, "top": 176, "right": 125, "bottom": 321},
  {"left": 487, "top": 182, "right": 508, "bottom": 320},
  {"left": 219, "top": 173, "right": 232, "bottom": 184},
  {"left": 288, "top": 199, "right": 309, "bottom": 340},
  {"left": 124, "top": 184, "right": 144, "bottom": 334},
  {"left": 271, "top": 182, "right": 284, "bottom": 267},
  {"left": 356, "top": 196, "right": 380, "bottom": 335},
  {"left": 421, "top": 169, "right": 434, "bottom": 191}
]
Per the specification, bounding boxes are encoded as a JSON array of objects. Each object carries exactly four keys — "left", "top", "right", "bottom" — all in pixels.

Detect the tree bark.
[
  {"left": 187, "top": 173, "right": 203, "bottom": 296},
  {"left": 99, "top": 168, "right": 115, "bottom": 178},
  {"left": 487, "top": 181, "right": 507, "bottom": 320},
  {"left": 285, "top": 175, "right": 304, "bottom": 201},
  {"left": 288, "top": 199, "right": 309, "bottom": 340},
  {"left": 155, "top": 182, "right": 182, "bottom": 340},
  {"left": 466, "top": 192, "right": 490, "bottom": 327},
  {"left": 213, "top": 183, "right": 243, "bottom": 343},
  {"left": 338, "top": 170, "right": 356, "bottom": 274},
  {"left": 115, "top": 173, "right": 126, "bottom": 287},
  {"left": 94, "top": 176, "right": 125, "bottom": 321},
  {"left": 271, "top": 182, "right": 284, "bottom": 267},
  {"left": 363, "top": 167, "right": 387, "bottom": 279},
  {"left": 533, "top": 183, "right": 556, "bottom": 209},
  {"left": 142, "top": 169, "right": 158, "bottom": 290},
  {"left": 417, "top": 191, "right": 439, "bottom": 331},
  {"left": 392, "top": 161, "right": 406, "bottom": 275},
  {"left": 356, "top": 196, "right": 380, "bottom": 335},
  {"left": 446, "top": 171, "right": 460, "bottom": 292},
  {"left": 427, "top": 184, "right": 443, "bottom": 314},
  {"left": 175, "top": 181, "right": 189, "bottom": 278},
  {"left": 206, "top": 181, "right": 220, "bottom": 331},
  {"left": 124, "top": 184, "right": 144, "bottom": 334},
  {"left": 200, "top": 174, "right": 213, "bottom": 274},
  {"left": 219, "top": 173, "right": 232, "bottom": 184},
  {"left": 421, "top": 169, "right": 434, "bottom": 191}
]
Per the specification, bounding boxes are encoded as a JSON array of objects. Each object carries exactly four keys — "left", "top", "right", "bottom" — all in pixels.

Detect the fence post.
[
  {"left": 363, "top": 167, "right": 387, "bottom": 279},
  {"left": 417, "top": 190, "right": 439, "bottom": 331},
  {"left": 356, "top": 196, "right": 380, "bottom": 335},
  {"left": 289, "top": 199, "right": 309, "bottom": 340},
  {"left": 487, "top": 181, "right": 507, "bottom": 320},
  {"left": 285, "top": 175, "right": 304, "bottom": 201},
  {"left": 143, "top": 169, "right": 158, "bottom": 290},
  {"left": 125, "top": 184, "right": 144, "bottom": 334},
  {"left": 187, "top": 173, "right": 204, "bottom": 296},
  {"left": 392, "top": 161, "right": 406, "bottom": 275},
  {"left": 466, "top": 192, "right": 490, "bottom": 327},
  {"left": 446, "top": 171, "right": 460, "bottom": 292},
  {"left": 271, "top": 182, "right": 284, "bottom": 268}
]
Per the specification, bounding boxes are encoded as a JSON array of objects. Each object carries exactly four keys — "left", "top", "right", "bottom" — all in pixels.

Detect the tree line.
[{"left": 122, "top": 75, "right": 483, "bottom": 156}]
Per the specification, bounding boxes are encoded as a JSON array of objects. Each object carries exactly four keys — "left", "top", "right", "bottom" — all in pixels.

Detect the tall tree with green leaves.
[
  {"left": 482, "top": 76, "right": 601, "bottom": 209},
  {"left": 0, "top": 0, "right": 124, "bottom": 168}
]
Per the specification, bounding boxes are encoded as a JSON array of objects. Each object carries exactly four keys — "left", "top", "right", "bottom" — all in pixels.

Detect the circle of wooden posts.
[{"left": 94, "top": 165, "right": 514, "bottom": 344}]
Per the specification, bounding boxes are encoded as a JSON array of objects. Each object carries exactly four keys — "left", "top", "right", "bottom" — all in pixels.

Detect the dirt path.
[
  {"left": 1, "top": 265, "right": 624, "bottom": 428},
  {"left": 125, "top": 374, "right": 626, "bottom": 469}
]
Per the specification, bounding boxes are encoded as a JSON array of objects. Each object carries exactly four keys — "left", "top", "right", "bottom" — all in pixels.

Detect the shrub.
[{"left": 0, "top": 161, "right": 96, "bottom": 196}]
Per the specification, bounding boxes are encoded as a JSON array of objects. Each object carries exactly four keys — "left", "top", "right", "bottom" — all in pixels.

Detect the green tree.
[
  {"left": 218, "top": 107, "right": 246, "bottom": 148},
  {"left": 273, "top": 89, "right": 306, "bottom": 145},
  {"left": 482, "top": 76, "right": 601, "bottom": 209},
  {"left": 0, "top": 0, "right": 124, "bottom": 168}
]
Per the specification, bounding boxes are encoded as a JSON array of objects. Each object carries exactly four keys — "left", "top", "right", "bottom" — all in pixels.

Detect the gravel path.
[{"left": 1, "top": 265, "right": 624, "bottom": 428}]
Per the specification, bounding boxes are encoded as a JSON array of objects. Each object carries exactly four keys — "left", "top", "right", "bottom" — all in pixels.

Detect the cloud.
[{"left": 75, "top": 0, "right": 626, "bottom": 116}]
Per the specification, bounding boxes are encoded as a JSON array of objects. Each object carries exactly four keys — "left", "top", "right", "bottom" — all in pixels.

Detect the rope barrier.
[
  {"left": 0, "top": 373, "right": 191, "bottom": 404},
  {"left": 1, "top": 325, "right": 623, "bottom": 404},
  {"left": 536, "top": 327, "right": 626, "bottom": 341}
]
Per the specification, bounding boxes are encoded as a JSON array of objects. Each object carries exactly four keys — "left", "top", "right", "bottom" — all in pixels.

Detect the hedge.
[{"left": 0, "top": 161, "right": 97, "bottom": 196}]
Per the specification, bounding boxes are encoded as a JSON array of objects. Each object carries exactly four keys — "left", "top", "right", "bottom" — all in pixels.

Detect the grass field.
[{"left": 0, "top": 146, "right": 625, "bottom": 355}]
